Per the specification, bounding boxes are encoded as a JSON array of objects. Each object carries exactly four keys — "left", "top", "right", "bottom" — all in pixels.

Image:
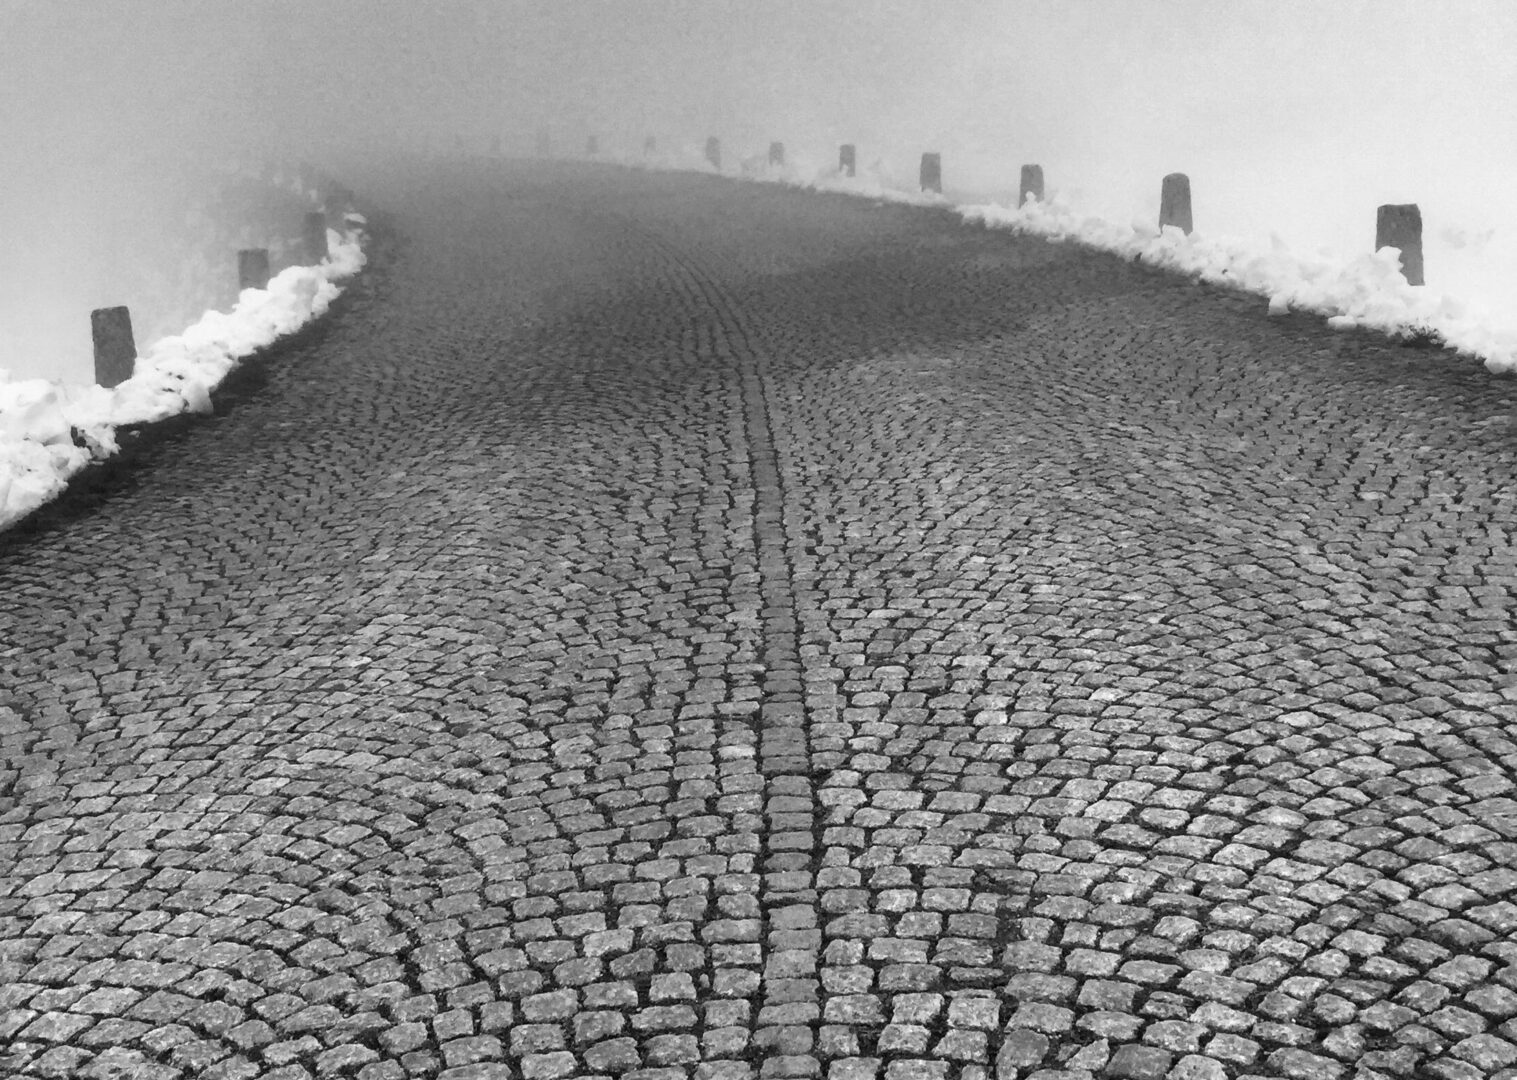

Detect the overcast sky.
[
  {"left": 2, "top": 0, "right": 1513, "bottom": 380},
  {"left": 5, "top": 1, "right": 1510, "bottom": 159}
]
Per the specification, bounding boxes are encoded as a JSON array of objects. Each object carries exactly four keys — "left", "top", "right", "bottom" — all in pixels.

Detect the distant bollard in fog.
[
  {"left": 1160, "top": 173, "right": 1193, "bottom": 234},
  {"left": 304, "top": 212, "right": 329, "bottom": 264},
  {"left": 839, "top": 144, "right": 856, "bottom": 177},
  {"left": 92, "top": 307, "right": 136, "bottom": 389},
  {"left": 1019, "top": 164, "right": 1044, "bottom": 206},
  {"left": 586, "top": 135, "right": 598, "bottom": 157},
  {"left": 920, "top": 152, "right": 942, "bottom": 194},
  {"left": 1376, "top": 203, "right": 1424, "bottom": 285},
  {"left": 645, "top": 136, "right": 657, "bottom": 156},
  {"left": 238, "top": 249, "right": 271, "bottom": 291},
  {"left": 705, "top": 136, "right": 721, "bottom": 170},
  {"left": 769, "top": 141, "right": 784, "bottom": 167},
  {"left": 536, "top": 130, "right": 551, "bottom": 157}
]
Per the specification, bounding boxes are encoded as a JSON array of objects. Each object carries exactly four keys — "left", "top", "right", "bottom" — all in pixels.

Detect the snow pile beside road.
[
  {"left": 960, "top": 196, "right": 1517, "bottom": 373},
  {"left": 640, "top": 142, "right": 948, "bottom": 210},
  {"left": 0, "top": 224, "right": 366, "bottom": 531},
  {"left": 631, "top": 145, "right": 1517, "bottom": 376},
  {"left": 809, "top": 169, "right": 948, "bottom": 211}
]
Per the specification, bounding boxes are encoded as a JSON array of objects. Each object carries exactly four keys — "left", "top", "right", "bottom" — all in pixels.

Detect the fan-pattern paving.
[{"left": 2, "top": 161, "right": 1515, "bottom": 1080}]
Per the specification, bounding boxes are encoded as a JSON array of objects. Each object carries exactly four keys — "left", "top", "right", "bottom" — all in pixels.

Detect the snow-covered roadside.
[
  {"left": 0, "top": 222, "right": 366, "bottom": 531},
  {"left": 630, "top": 146, "right": 1517, "bottom": 377},
  {"left": 959, "top": 197, "right": 1516, "bottom": 373}
]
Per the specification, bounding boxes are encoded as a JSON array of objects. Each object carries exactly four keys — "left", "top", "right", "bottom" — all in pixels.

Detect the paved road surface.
[{"left": 3, "top": 162, "right": 1517, "bottom": 1080}]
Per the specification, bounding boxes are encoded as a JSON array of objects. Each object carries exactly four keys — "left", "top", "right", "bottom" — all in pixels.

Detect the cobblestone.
[{"left": 4, "top": 160, "right": 1517, "bottom": 1080}]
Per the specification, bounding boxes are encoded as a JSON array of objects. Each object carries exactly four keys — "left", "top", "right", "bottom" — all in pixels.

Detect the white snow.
[
  {"left": 0, "top": 224, "right": 365, "bottom": 531},
  {"left": 6, "top": 140, "right": 1510, "bottom": 531},
  {"left": 629, "top": 142, "right": 1517, "bottom": 377},
  {"left": 959, "top": 197, "right": 1507, "bottom": 365}
]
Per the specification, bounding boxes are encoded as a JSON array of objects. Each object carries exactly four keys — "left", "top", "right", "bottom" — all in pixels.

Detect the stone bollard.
[
  {"left": 705, "top": 136, "right": 721, "bottom": 170},
  {"left": 920, "top": 152, "right": 942, "bottom": 194},
  {"left": 1160, "top": 173, "right": 1192, "bottom": 234},
  {"left": 304, "top": 212, "right": 329, "bottom": 264},
  {"left": 1020, "top": 164, "right": 1044, "bottom": 206},
  {"left": 769, "top": 141, "right": 784, "bottom": 167},
  {"left": 644, "top": 135, "right": 657, "bottom": 156},
  {"left": 536, "top": 130, "right": 551, "bottom": 157},
  {"left": 586, "top": 135, "right": 598, "bottom": 157},
  {"left": 839, "top": 144, "right": 856, "bottom": 177},
  {"left": 92, "top": 307, "right": 136, "bottom": 389},
  {"left": 238, "top": 248, "right": 270, "bottom": 291},
  {"left": 1376, "top": 203, "right": 1424, "bottom": 285}
]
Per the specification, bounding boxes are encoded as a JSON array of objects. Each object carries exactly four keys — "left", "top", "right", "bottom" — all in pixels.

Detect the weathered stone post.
[
  {"left": 705, "top": 137, "right": 721, "bottom": 170},
  {"left": 920, "top": 152, "right": 942, "bottom": 194},
  {"left": 1376, "top": 204, "right": 1424, "bottom": 285},
  {"left": 839, "top": 144, "right": 856, "bottom": 177},
  {"left": 644, "top": 135, "right": 657, "bottom": 156},
  {"left": 586, "top": 135, "right": 598, "bottom": 157},
  {"left": 1160, "top": 173, "right": 1192, "bottom": 234},
  {"left": 536, "top": 130, "right": 551, "bottom": 157},
  {"left": 304, "top": 212, "right": 329, "bottom": 264},
  {"left": 92, "top": 307, "right": 136, "bottom": 388},
  {"left": 238, "top": 249, "right": 270, "bottom": 291},
  {"left": 769, "top": 141, "right": 784, "bottom": 166},
  {"left": 1019, "top": 164, "right": 1044, "bottom": 206}
]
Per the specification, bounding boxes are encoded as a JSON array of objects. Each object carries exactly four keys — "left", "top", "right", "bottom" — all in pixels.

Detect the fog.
[{"left": 3, "top": 0, "right": 1513, "bottom": 383}]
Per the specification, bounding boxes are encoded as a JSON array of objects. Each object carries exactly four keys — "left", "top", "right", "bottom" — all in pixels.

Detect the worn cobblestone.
[{"left": 3, "top": 160, "right": 1517, "bottom": 1079}]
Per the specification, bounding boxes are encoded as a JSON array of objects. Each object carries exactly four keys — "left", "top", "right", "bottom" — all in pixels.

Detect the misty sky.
[{"left": 2, "top": 0, "right": 1513, "bottom": 380}]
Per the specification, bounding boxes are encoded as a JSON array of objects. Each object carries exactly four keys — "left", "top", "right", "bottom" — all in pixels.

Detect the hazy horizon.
[{"left": 3, "top": 0, "right": 1514, "bottom": 381}]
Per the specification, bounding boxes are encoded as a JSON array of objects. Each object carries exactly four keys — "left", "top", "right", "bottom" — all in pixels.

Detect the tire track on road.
[{"left": 587, "top": 207, "right": 826, "bottom": 1072}]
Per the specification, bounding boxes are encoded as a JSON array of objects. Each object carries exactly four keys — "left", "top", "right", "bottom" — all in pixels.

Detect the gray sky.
[
  {"left": 2, "top": 0, "right": 1513, "bottom": 380},
  {"left": 6, "top": 0, "right": 1511, "bottom": 174}
]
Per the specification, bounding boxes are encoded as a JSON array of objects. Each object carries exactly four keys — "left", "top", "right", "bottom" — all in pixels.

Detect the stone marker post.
[
  {"left": 769, "top": 141, "right": 784, "bottom": 167},
  {"left": 586, "top": 135, "right": 598, "bottom": 157},
  {"left": 920, "top": 152, "right": 942, "bottom": 194},
  {"left": 1020, "top": 164, "right": 1044, "bottom": 206},
  {"left": 238, "top": 249, "right": 270, "bottom": 291},
  {"left": 705, "top": 137, "right": 721, "bottom": 170},
  {"left": 1376, "top": 203, "right": 1424, "bottom": 285},
  {"left": 1160, "top": 173, "right": 1192, "bottom": 234},
  {"left": 92, "top": 307, "right": 136, "bottom": 389},
  {"left": 304, "top": 212, "right": 329, "bottom": 264},
  {"left": 839, "top": 144, "right": 856, "bottom": 177}
]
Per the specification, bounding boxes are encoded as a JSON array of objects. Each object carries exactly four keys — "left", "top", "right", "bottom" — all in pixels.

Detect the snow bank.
[
  {"left": 0, "top": 221, "right": 366, "bottom": 531},
  {"left": 627, "top": 145, "right": 1517, "bottom": 376},
  {"left": 960, "top": 196, "right": 1515, "bottom": 372}
]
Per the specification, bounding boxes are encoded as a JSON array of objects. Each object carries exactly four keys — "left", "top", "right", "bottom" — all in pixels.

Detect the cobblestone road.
[{"left": 4, "top": 161, "right": 1517, "bottom": 1080}]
